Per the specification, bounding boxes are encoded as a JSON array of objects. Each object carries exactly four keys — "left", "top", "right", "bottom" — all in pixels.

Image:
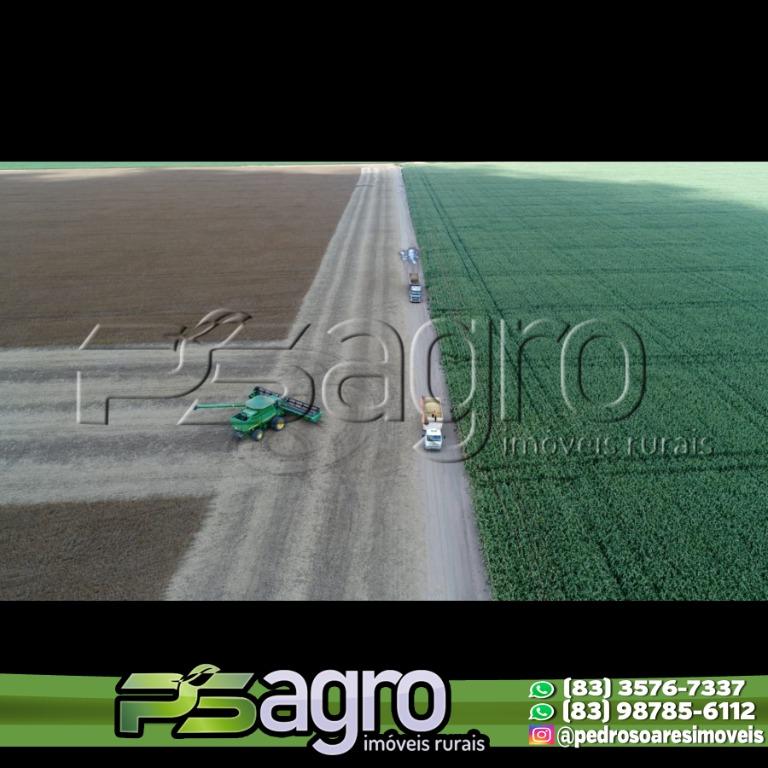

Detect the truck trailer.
[{"left": 419, "top": 395, "right": 444, "bottom": 451}]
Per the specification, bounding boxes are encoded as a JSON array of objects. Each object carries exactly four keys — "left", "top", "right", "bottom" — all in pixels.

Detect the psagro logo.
[{"left": 115, "top": 664, "right": 451, "bottom": 755}]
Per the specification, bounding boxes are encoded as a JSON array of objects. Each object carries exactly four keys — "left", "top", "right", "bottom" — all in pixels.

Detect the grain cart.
[{"left": 193, "top": 386, "right": 322, "bottom": 441}]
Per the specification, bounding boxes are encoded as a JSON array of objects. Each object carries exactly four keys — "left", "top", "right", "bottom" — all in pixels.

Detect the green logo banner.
[{"left": 1, "top": 671, "right": 766, "bottom": 751}]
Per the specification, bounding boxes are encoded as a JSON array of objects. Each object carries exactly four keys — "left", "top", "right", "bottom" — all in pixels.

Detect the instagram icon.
[{"left": 529, "top": 724, "right": 556, "bottom": 746}]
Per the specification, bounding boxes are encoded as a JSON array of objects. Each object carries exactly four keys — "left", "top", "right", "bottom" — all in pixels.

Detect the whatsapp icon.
[
  {"left": 528, "top": 680, "right": 556, "bottom": 699},
  {"left": 529, "top": 703, "right": 556, "bottom": 721}
]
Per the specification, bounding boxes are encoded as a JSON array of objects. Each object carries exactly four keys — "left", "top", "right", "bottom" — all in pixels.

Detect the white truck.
[
  {"left": 420, "top": 395, "right": 444, "bottom": 451},
  {"left": 408, "top": 272, "right": 423, "bottom": 303}
]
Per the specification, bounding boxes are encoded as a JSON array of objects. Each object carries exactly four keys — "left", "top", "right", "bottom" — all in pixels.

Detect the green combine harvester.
[{"left": 193, "top": 386, "right": 322, "bottom": 441}]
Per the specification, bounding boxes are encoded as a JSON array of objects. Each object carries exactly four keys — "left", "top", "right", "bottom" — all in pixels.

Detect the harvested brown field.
[
  {"left": 0, "top": 166, "right": 359, "bottom": 346},
  {"left": 0, "top": 497, "right": 209, "bottom": 599}
]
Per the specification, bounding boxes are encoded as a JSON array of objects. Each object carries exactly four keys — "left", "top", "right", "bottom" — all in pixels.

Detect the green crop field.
[{"left": 403, "top": 162, "right": 768, "bottom": 600}]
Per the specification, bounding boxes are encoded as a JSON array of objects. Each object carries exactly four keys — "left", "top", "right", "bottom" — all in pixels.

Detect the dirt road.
[
  {"left": 393, "top": 172, "right": 490, "bottom": 600},
  {"left": 168, "top": 165, "right": 489, "bottom": 599}
]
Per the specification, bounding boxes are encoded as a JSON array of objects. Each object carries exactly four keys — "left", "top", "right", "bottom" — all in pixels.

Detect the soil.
[
  {"left": 0, "top": 166, "right": 359, "bottom": 346},
  {"left": 0, "top": 497, "right": 209, "bottom": 599}
]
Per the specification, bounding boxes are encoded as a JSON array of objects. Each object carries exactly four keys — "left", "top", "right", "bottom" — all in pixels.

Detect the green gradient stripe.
[{"left": 0, "top": 675, "right": 765, "bottom": 747}]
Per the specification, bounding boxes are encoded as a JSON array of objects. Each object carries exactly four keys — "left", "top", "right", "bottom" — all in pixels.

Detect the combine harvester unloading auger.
[{"left": 194, "top": 386, "right": 322, "bottom": 441}]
